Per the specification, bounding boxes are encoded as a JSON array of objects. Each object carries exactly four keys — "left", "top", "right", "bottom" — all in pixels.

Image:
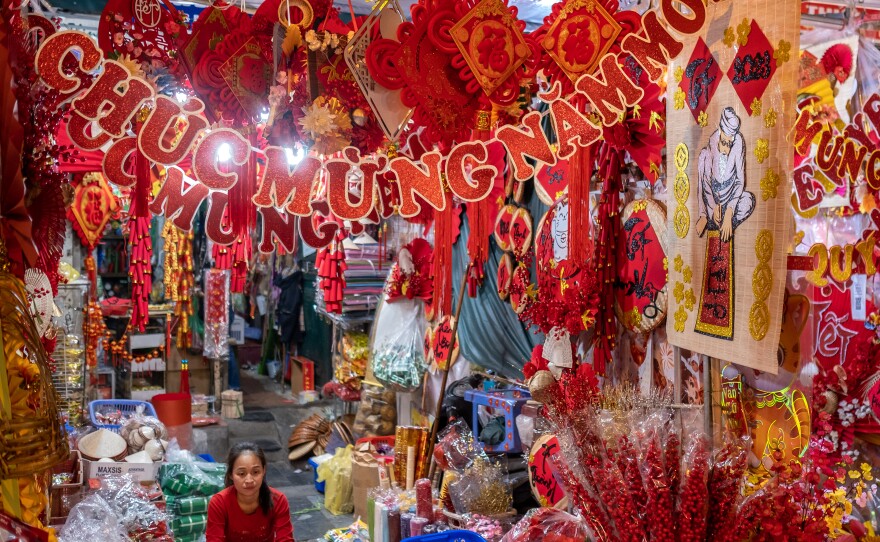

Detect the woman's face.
[{"left": 231, "top": 452, "right": 264, "bottom": 498}]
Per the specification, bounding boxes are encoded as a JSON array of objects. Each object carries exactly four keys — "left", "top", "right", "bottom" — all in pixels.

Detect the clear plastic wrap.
[
  {"left": 318, "top": 445, "right": 354, "bottom": 515},
  {"left": 432, "top": 418, "right": 488, "bottom": 472},
  {"left": 352, "top": 384, "right": 396, "bottom": 438},
  {"left": 119, "top": 409, "right": 168, "bottom": 456},
  {"left": 636, "top": 409, "right": 675, "bottom": 541},
  {"left": 371, "top": 299, "right": 427, "bottom": 392},
  {"left": 447, "top": 457, "right": 513, "bottom": 516},
  {"left": 159, "top": 445, "right": 226, "bottom": 498},
  {"left": 500, "top": 508, "right": 593, "bottom": 542},
  {"left": 58, "top": 494, "right": 129, "bottom": 542},
  {"left": 677, "top": 433, "right": 711, "bottom": 542},
  {"left": 705, "top": 438, "right": 749, "bottom": 540}
]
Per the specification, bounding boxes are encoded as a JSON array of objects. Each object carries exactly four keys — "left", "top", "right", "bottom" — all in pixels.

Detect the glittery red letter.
[
  {"left": 35, "top": 30, "right": 102, "bottom": 95},
  {"left": 66, "top": 112, "right": 111, "bottom": 151},
  {"left": 71, "top": 61, "right": 153, "bottom": 138},
  {"left": 205, "top": 191, "right": 236, "bottom": 245},
  {"left": 257, "top": 207, "right": 298, "bottom": 254},
  {"left": 445, "top": 141, "right": 496, "bottom": 202},
  {"left": 866, "top": 150, "right": 880, "bottom": 191},
  {"left": 548, "top": 95, "right": 602, "bottom": 159},
  {"left": 102, "top": 137, "right": 138, "bottom": 188},
  {"left": 495, "top": 111, "right": 556, "bottom": 182},
  {"left": 661, "top": 0, "right": 705, "bottom": 36},
  {"left": 326, "top": 149, "right": 377, "bottom": 221},
  {"left": 192, "top": 129, "right": 250, "bottom": 191},
  {"left": 791, "top": 108, "right": 825, "bottom": 156},
  {"left": 621, "top": 11, "right": 684, "bottom": 83},
  {"left": 148, "top": 167, "right": 209, "bottom": 231},
  {"left": 253, "top": 147, "right": 320, "bottom": 216},
  {"left": 389, "top": 151, "right": 447, "bottom": 218},
  {"left": 139, "top": 96, "right": 209, "bottom": 165},
  {"left": 576, "top": 54, "right": 644, "bottom": 126},
  {"left": 836, "top": 139, "right": 868, "bottom": 183}
]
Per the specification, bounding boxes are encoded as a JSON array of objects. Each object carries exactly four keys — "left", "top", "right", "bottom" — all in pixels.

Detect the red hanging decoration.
[
  {"left": 431, "top": 193, "right": 457, "bottom": 319},
  {"left": 566, "top": 145, "right": 594, "bottom": 269},
  {"left": 317, "top": 228, "right": 347, "bottom": 314},
  {"left": 128, "top": 145, "right": 153, "bottom": 332},
  {"left": 592, "top": 145, "right": 623, "bottom": 375}
]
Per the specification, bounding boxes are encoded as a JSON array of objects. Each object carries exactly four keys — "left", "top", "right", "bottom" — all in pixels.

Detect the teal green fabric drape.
[{"left": 451, "top": 184, "right": 550, "bottom": 379}]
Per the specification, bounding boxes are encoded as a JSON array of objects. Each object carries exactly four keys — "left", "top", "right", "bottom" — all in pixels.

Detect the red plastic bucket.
[{"left": 151, "top": 393, "right": 193, "bottom": 450}]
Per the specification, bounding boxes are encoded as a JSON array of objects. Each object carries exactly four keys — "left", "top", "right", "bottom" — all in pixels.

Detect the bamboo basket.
[{"left": 0, "top": 248, "right": 69, "bottom": 479}]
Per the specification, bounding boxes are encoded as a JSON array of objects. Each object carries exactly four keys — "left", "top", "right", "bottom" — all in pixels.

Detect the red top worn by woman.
[{"left": 205, "top": 486, "right": 295, "bottom": 542}]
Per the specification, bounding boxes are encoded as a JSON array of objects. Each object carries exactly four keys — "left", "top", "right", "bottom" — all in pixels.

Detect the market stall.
[{"left": 4, "top": 0, "right": 880, "bottom": 540}]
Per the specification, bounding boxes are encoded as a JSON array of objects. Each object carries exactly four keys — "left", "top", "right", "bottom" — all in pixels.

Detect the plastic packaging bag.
[
  {"left": 58, "top": 494, "right": 129, "bottom": 542},
  {"left": 159, "top": 445, "right": 226, "bottom": 498},
  {"left": 448, "top": 457, "right": 513, "bottom": 516},
  {"left": 433, "top": 418, "right": 488, "bottom": 472},
  {"left": 500, "top": 508, "right": 592, "bottom": 542},
  {"left": 371, "top": 299, "right": 427, "bottom": 392},
  {"left": 353, "top": 384, "right": 397, "bottom": 438},
  {"left": 318, "top": 445, "right": 354, "bottom": 515}
]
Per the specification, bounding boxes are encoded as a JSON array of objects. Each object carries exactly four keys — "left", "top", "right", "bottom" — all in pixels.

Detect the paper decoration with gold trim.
[
  {"left": 494, "top": 204, "right": 516, "bottom": 251},
  {"left": 665, "top": 0, "right": 799, "bottom": 374},
  {"left": 432, "top": 315, "right": 459, "bottom": 371},
  {"left": 449, "top": 0, "right": 531, "bottom": 99},
  {"left": 614, "top": 199, "right": 668, "bottom": 333},
  {"left": 534, "top": 159, "right": 569, "bottom": 205},
  {"left": 540, "top": 0, "right": 622, "bottom": 84},
  {"left": 68, "top": 172, "right": 118, "bottom": 252},
  {"left": 497, "top": 252, "right": 513, "bottom": 301},
  {"left": 218, "top": 37, "right": 272, "bottom": 122},
  {"left": 510, "top": 207, "right": 533, "bottom": 260}
]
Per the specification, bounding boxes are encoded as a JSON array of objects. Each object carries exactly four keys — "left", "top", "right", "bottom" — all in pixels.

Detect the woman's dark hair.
[{"left": 225, "top": 442, "right": 273, "bottom": 515}]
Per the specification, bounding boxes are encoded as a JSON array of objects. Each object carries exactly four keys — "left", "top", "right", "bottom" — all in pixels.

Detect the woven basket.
[{"left": 0, "top": 260, "right": 69, "bottom": 479}]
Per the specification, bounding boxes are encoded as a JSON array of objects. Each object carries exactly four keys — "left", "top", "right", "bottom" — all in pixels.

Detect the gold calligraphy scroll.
[{"left": 665, "top": 0, "right": 798, "bottom": 374}]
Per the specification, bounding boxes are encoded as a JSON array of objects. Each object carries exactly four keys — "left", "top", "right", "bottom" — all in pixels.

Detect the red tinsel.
[{"left": 566, "top": 145, "right": 594, "bottom": 275}]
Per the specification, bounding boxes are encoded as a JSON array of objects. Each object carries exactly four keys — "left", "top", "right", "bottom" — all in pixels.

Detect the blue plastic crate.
[
  {"left": 88, "top": 400, "right": 157, "bottom": 434},
  {"left": 308, "top": 456, "right": 325, "bottom": 493},
  {"left": 402, "top": 531, "right": 487, "bottom": 542},
  {"left": 464, "top": 387, "right": 531, "bottom": 453}
]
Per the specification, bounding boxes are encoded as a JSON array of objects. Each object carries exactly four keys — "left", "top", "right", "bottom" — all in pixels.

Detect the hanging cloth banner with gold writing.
[{"left": 665, "top": 0, "right": 799, "bottom": 374}]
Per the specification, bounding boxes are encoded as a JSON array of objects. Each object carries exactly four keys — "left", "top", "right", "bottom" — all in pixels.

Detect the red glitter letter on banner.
[
  {"left": 576, "top": 54, "right": 644, "bottom": 126},
  {"left": 621, "top": 12, "right": 684, "bottom": 82},
  {"left": 866, "top": 150, "right": 880, "bottom": 191},
  {"left": 148, "top": 167, "right": 209, "bottom": 231},
  {"left": 35, "top": 30, "right": 102, "bottom": 94},
  {"left": 445, "top": 141, "right": 496, "bottom": 202},
  {"left": 103, "top": 137, "right": 138, "bottom": 188},
  {"left": 257, "top": 207, "right": 297, "bottom": 254},
  {"left": 496, "top": 111, "right": 556, "bottom": 182},
  {"left": 253, "top": 148, "right": 320, "bottom": 216},
  {"left": 837, "top": 139, "right": 868, "bottom": 183},
  {"left": 792, "top": 108, "right": 826, "bottom": 156},
  {"left": 139, "top": 96, "right": 209, "bottom": 165},
  {"left": 192, "top": 128, "right": 250, "bottom": 191},
  {"left": 299, "top": 202, "right": 339, "bottom": 249},
  {"left": 863, "top": 94, "right": 880, "bottom": 133},
  {"left": 326, "top": 148, "right": 377, "bottom": 221},
  {"left": 71, "top": 61, "right": 153, "bottom": 138},
  {"left": 205, "top": 191, "right": 237, "bottom": 245},
  {"left": 67, "top": 112, "right": 111, "bottom": 150},
  {"left": 543, "top": 86, "right": 602, "bottom": 160},
  {"left": 389, "top": 151, "right": 447, "bottom": 218},
  {"left": 793, "top": 164, "right": 823, "bottom": 211},
  {"left": 660, "top": 0, "right": 706, "bottom": 36}
]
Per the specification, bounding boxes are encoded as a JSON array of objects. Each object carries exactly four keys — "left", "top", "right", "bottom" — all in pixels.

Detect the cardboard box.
[
  {"left": 291, "top": 356, "right": 315, "bottom": 393},
  {"left": 83, "top": 458, "right": 160, "bottom": 482},
  {"left": 351, "top": 443, "right": 388, "bottom": 520},
  {"left": 221, "top": 389, "right": 243, "bottom": 419}
]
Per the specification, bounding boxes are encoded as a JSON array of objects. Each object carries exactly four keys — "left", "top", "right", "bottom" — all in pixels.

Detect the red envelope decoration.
[
  {"left": 433, "top": 315, "right": 459, "bottom": 371},
  {"left": 497, "top": 252, "right": 513, "bottom": 300},
  {"left": 219, "top": 37, "right": 272, "bottom": 122},
  {"left": 614, "top": 199, "right": 668, "bottom": 333},
  {"left": 494, "top": 203, "right": 516, "bottom": 251},
  {"left": 535, "top": 159, "right": 569, "bottom": 205},
  {"left": 510, "top": 207, "right": 533, "bottom": 259}
]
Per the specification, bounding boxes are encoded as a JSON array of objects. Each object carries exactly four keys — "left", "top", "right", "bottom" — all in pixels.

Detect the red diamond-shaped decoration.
[
  {"left": 726, "top": 20, "right": 777, "bottom": 109},
  {"left": 679, "top": 37, "right": 721, "bottom": 122}
]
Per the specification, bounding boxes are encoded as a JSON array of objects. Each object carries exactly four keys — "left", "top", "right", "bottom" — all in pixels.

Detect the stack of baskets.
[{"left": 287, "top": 413, "right": 331, "bottom": 460}]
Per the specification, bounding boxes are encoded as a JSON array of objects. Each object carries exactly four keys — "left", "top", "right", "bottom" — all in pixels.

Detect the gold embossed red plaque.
[
  {"left": 68, "top": 172, "right": 118, "bottom": 251},
  {"left": 541, "top": 0, "right": 621, "bottom": 82},
  {"left": 450, "top": 0, "right": 531, "bottom": 96}
]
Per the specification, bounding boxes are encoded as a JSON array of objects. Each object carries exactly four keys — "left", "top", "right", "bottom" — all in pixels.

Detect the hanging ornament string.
[
  {"left": 592, "top": 145, "right": 623, "bottom": 376},
  {"left": 163, "top": 222, "right": 194, "bottom": 350},
  {"left": 466, "top": 99, "right": 494, "bottom": 297},
  {"left": 432, "top": 192, "right": 456, "bottom": 318},
  {"left": 568, "top": 144, "right": 594, "bottom": 267},
  {"left": 317, "top": 226, "right": 347, "bottom": 314}
]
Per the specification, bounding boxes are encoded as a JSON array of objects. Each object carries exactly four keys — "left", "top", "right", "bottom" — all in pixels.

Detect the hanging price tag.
[{"left": 852, "top": 274, "right": 867, "bottom": 321}]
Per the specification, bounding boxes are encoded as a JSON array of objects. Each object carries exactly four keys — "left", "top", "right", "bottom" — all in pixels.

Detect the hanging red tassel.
[
  {"left": 592, "top": 146, "right": 623, "bottom": 376},
  {"left": 317, "top": 227, "right": 347, "bottom": 314},
  {"left": 129, "top": 145, "right": 152, "bottom": 332},
  {"left": 466, "top": 101, "right": 493, "bottom": 297},
  {"left": 432, "top": 192, "right": 455, "bottom": 317},
  {"left": 568, "top": 145, "right": 594, "bottom": 267}
]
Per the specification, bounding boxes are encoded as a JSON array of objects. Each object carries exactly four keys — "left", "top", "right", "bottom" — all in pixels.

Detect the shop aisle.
[{"left": 199, "top": 370, "right": 355, "bottom": 541}]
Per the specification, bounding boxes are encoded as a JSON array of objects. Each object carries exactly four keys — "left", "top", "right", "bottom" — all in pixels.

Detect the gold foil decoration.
[{"left": 749, "top": 230, "right": 773, "bottom": 341}]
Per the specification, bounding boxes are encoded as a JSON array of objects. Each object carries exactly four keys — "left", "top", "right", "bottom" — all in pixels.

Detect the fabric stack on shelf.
[{"left": 339, "top": 238, "right": 385, "bottom": 315}]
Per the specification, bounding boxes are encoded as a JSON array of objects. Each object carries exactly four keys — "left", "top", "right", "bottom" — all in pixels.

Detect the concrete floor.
[{"left": 193, "top": 370, "right": 356, "bottom": 541}]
